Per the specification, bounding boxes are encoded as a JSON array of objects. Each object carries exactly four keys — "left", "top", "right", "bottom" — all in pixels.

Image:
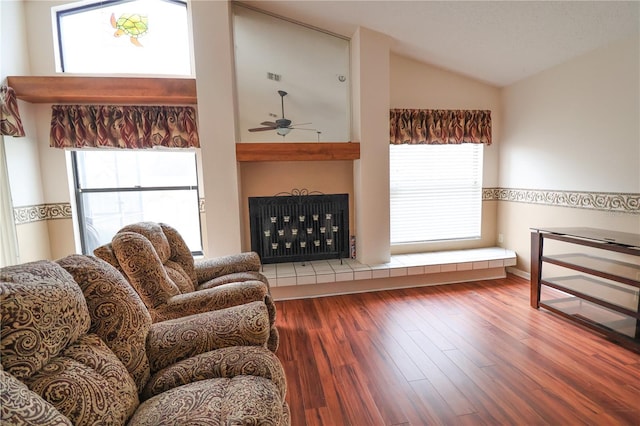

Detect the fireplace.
[{"left": 249, "top": 191, "right": 349, "bottom": 264}]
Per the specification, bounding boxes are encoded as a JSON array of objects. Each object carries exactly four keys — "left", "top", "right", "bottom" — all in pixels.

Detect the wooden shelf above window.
[
  {"left": 6, "top": 76, "right": 197, "bottom": 104},
  {"left": 236, "top": 142, "right": 360, "bottom": 162}
]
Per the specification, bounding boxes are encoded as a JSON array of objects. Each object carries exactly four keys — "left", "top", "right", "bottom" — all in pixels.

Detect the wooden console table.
[{"left": 531, "top": 227, "right": 640, "bottom": 352}]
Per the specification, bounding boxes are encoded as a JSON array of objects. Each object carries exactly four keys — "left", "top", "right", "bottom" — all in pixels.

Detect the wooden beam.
[
  {"left": 6, "top": 76, "right": 197, "bottom": 104},
  {"left": 236, "top": 142, "right": 360, "bottom": 162}
]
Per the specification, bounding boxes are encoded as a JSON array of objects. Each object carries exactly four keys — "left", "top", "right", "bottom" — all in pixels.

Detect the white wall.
[
  {"left": 500, "top": 35, "right": 639, "bottom": 193},
  {"left": 499, "top": 35, "right": 640, "bottom": 273},
  {"left": 5, "top": 1, "right": 638, "bottom": 268},
  {"left": 1, "top": 0, "right": 52, "bottom": 262},
  {"left": 233, "top": 5, "right": 350, "bottom": 143}
]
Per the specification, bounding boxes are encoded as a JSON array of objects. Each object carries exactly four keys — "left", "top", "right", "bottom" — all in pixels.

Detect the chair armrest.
[
  {"left": 141, "top": 345, "right": 287, "bottom": 400},
  {"left": 194, "top": 252, "right": 262, "bottom": 283},
  {"left": 152, "top": 280, "right": 268, "bottom": 322},
  {"left": 146, "top": 301, "right": 271, "bottom": 372}
]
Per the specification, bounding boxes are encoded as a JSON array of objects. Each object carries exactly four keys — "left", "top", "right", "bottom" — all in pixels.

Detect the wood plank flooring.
[{"left": 274, "top": 274, "right": 640, "bottom": 426}]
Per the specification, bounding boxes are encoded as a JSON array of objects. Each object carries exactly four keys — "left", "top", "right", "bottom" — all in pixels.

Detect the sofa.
[
  {"left": 0, "top": 255, "right": 290, "bottom": 425},
  {"left": 94, "top": 221, "right": 279, "bottom": 351}
]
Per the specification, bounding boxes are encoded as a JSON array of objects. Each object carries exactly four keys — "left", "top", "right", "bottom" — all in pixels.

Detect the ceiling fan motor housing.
[{"left": 276, "top": 118, "right": 292, "bottom": 127}]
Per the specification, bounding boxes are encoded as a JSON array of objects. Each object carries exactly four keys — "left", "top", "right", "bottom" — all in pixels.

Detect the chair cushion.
[
  {"left": 157, "top": 280, "right": 269, "bottom": 323},
  {"left": 164, "top": 259, "right": 195, "bottom": 294},
  {"left": 142, "top": 345, "right": 286, "bottom": 400},
  {"left": 0, "top": 261, "right": 91, "bottom": 381},
  {"left": 130, "top": 375, "right": 289, "bottom": 426},
  {"left": 146, "top": 301, "right": 271, "bottom": 373},
  {"left": 197, "top": 271, "right": 269, "bottom": 290}
]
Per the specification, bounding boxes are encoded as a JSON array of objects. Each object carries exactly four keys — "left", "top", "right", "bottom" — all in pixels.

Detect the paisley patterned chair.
[
  {"left": 94, "top": 221, "right": 279, "bottom": 351},
  {"left": 0, "top": 256, "right": 290, "bottom": 425}
]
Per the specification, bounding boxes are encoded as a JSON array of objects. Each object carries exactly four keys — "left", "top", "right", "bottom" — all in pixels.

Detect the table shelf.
[{"left": 531, "top": 227, "right": 640, "bottom": 352}]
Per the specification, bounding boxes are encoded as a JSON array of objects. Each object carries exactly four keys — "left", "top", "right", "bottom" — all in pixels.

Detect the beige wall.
[
  {"left": 500, "top": 203, "right": 639, "bottom": 273},
  {"left": 499, "top": 35, "right": 640, "bottom": 275},
  {"left": 351, "top": 27, "right": 392, "bottom": 265},
  {"left": 191, "top": 0, "right": 244, "bottom": 257},
  {"left": 390, "top": 53, "right": 501, "bottom": 189}
]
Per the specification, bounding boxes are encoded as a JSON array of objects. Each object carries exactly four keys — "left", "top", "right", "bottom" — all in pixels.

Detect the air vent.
[{"left": 267, "top": 72, "right": 281, "bottom": 81}]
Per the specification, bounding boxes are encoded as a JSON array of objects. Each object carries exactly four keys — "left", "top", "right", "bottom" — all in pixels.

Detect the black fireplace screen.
[{"left": 249, "top": 193, "right": 349, "bottom": 264}]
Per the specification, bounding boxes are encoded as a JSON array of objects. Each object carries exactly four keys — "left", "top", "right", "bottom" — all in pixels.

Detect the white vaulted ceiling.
[{"left": 239, "top": 0, "right": 640, "bottom": 87}]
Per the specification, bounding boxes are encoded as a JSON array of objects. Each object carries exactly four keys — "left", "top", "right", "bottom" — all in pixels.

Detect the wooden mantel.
[
  {"left": 7, "top": 76, "right": 196, "bottom": 104},
  {"left": 236, "top": 142, "right": 360, "bottom": 162}
]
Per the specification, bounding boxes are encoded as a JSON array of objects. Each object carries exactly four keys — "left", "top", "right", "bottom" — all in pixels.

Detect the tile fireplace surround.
[{"left": 263, "top": 247, "right": 516, "bottom": 300}]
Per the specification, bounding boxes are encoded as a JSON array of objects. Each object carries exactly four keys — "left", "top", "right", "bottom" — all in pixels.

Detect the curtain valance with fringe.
[
  {"left": 0, "top": 85, "right": 25, "bottom": 137},
  {"left": 390, "top": 109, "right": 491, "bottom": 145},
  {"left": 50, "top": 104, "right": 199, "bottom": 149}
]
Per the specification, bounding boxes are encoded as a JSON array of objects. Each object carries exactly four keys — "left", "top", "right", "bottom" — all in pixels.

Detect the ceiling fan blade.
[
  {"left": 291, "top": 128, "right": 318, "bottom": 132},
  {"left": 260, "top": 121, "right": 277, "bottom": 127},
  {"left": 290, "top": 122, "right": 312, "bottom": 127},
  {"left": 248, "top": 126, "right": 276, "bottom": 132}
]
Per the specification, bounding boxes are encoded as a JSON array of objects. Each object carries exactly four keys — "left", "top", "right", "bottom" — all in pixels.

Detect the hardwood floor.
[{"left": 274, "top": 274, "right": 640, "bottom": 426}]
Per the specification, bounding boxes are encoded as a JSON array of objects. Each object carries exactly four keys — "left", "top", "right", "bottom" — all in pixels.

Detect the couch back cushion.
[
  {"left": 0, "top": 368, "right": 72, "bottom": 425},
  {"left": 57, "top": 255, "right": 152, "bottom": 392},
  {"left": 123, "top": 222, "right": 196, "bottom": 294},
  {"left": 24, "top": 334, "right": 139, "bottom": 424},
  {"left": 93, "top": 243, "right": 122, "bottom": 272},
  {"left": 0, "top": 261, "right": 91, "bottom": 380},
  {"left": 1, "top": 261, "right": 139, "bottom": 424},
  {"left": 112, "top": 231, "right": 182, "bottom": 308},
  {"left": 121, "top": 221, "right": 172, "bottom": 262},
  {"left": 160, "top": 222, "right": 197, "bottom": 286}
]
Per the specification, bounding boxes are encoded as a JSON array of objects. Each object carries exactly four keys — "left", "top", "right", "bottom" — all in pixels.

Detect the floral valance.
[
  {"left": 0, "top": 85, "right": 26, "bottom": 137},
  {"left": 50, "top": 105, "right": 199, "bottom": 149},
  {"left": 390, "top": 109, "right": 491, "bottom": 145}
]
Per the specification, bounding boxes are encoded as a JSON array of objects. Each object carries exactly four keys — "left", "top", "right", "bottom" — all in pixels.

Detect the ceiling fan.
[{"left": 248, "top": 90, "right": 313, "bottom": 136}]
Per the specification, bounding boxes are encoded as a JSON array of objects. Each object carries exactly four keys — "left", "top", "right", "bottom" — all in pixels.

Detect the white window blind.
[{"left": 390, "top": 143, "right": 483, "bottom": 244}]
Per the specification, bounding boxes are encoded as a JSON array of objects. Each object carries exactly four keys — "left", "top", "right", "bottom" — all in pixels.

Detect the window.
[
  {"left": 53, "top": 0, "right": 192, "bottom": 75},
  {"left": 72, "top": 150, "right": 202, "bottom": 255},
  {"left": 390, "top": 143, "right": 483, "bottom": 244},
  {"left": 54, "top": 1, "right": 200, "bottom": 254}
]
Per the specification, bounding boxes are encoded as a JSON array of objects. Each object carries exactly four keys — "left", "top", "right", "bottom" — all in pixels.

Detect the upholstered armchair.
[
  {"left": 1, "top": 256, "right": 290, "bottom": 425},
  {"left": 94, "top": 221, "right": 279, "bottom": 351}
]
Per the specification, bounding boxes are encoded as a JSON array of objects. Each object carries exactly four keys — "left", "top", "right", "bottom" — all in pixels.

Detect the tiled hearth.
[{"left": 263, "top": 247, "right": 517, "bottom": 299}]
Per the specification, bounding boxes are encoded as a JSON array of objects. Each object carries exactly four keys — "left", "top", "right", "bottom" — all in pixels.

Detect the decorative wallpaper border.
[
  {"left": 14, "top": 203, "right": 73, "bottom": 224},
  {"left": 483, "top": 188, "right": 640, "bottom": 214},
  {"left": 14, "top": 191, "right": 639, "bottom": 224},
  {"left": 14, "top": 199, "right": 207, "bottom": 224}
]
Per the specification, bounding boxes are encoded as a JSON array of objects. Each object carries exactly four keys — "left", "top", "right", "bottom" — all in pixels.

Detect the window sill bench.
[{"left": 267, "top": 247, "right": 517, "bottom": 300}]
